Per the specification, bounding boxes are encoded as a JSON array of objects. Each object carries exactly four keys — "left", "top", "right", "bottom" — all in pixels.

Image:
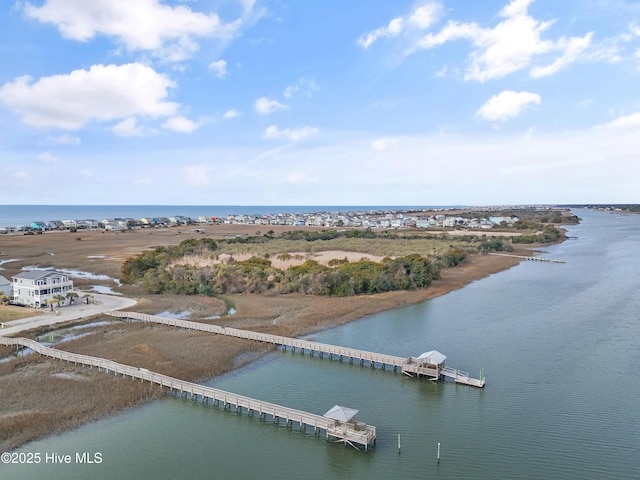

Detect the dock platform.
[
  {"left": 0, "top": 336, "right": 376, "bottom": 451},
  {"left": 106, "top": 311, "right": 485, "bottom": 387}
]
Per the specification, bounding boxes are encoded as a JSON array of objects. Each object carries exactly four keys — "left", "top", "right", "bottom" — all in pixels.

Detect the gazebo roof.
[
  {"left": 323, "top": 405, "right": 359, "bottom": 422},
  {"left": 417, "top": 350, "right": 447, "bottom": 365}
]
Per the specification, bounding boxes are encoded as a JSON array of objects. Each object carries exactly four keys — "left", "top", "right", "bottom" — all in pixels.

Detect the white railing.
[
  {"left": 106, "top": 311, "right": 407, "bottom": 367},
  {"left": 105, "top": 311, "right": 485, "bottom": 387},
  {"left": 0, "top": 336, "right": 377, "bottom": 447},
  {"left": 442, "top": 367, "right": 469, "bottom": 379}
]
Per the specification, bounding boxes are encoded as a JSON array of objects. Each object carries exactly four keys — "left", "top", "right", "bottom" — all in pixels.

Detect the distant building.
[
  {"left": 416, "top": 219, "right": 437, "bottom": 228},
  {"left": 12, "top": 269, "right": 74, "bottom": 308},
  {"left": 29, "top": 221, "right": 47, "bottom": 230},
  {"left": 61, "top": 219, "right": 78, "bottom": 229},
  {"left": 170, "top": 215, "right": 191, "bottom": 225},
  {"left": 47, "top": 220, "right": 64, "bottom": 230},
  {"left": 489, "top": 216, "right": 519, "bottom": 226},
  {"left": 140, "top": 217, "right": 158, "bottom": 227},
  {"left": 100, "top": 218, "right": 129, "bottom": 230}
]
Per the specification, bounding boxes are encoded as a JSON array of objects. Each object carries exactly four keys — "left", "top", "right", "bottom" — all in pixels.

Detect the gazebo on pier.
[
  {"left": 402, "top": 349, "right": 447, "bottom": 378},
  {"left": 323, "top": 405, "right": 376, "bottom": 451}
]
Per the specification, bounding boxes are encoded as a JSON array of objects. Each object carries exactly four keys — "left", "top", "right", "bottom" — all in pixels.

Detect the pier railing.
[
  {"left": 0, "top": 336, "right": 376, "bottom": 450},
  {"left": 106, "top": 311, "right": 408, "bottom": 368},
  {"left": 487, "top": 252, "right": 566, "bottom": 263},
  {"left": 105, "top": 311, "right": 486, "bottom": 388}
]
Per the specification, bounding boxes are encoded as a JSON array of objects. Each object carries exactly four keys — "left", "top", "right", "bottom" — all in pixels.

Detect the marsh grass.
[
  {"left": 0, "top": 321, "right": 272, "bottom": 451},
  {"left": 216, "top": 236, "right": 460, "bottom": 258},
  {"left": 0, "top": 356, "right": 163, "bottom": 451}
]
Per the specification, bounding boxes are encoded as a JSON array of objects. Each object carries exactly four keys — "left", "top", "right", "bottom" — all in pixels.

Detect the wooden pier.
[
  {"left": 106, "top": 311, "right": 486, "bottom": 388},
  {"left": 0, "top": 336, "right": 376, "bottom": 451},
  {"left": 488, "top": 252, "right": 566, "bottom": 263}
]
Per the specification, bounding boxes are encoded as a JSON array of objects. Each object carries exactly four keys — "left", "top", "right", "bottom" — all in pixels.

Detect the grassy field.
[
  {"left": 217, "top": 234, "right": 473, "bottom": 258},
  {"left": 0, "top": 305, "right": 42, "bottom": 323}
]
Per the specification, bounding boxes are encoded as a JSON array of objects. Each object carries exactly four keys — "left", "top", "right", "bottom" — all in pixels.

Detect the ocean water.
[{"left": 0, "top": 205, "right": 444, "bottom": 228}]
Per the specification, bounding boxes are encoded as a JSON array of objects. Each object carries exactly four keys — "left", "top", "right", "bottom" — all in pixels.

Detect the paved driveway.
[{"left": 0, "top": 294, "right": 137, "bottom": 336}]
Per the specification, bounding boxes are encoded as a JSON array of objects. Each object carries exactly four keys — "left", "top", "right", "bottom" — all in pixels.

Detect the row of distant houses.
[
  {"left": 0, "top": 210, "right": 521, "bottom": 234},
  {"left": 0, "top": 269, "right": 74, "bottom": 308},
  {"left": 1, "top": 215, "right": 205, "bottom": 233}
]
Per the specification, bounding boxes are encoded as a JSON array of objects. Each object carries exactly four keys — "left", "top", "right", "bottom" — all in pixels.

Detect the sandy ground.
[
  {"left": 0, "top": 224, "right": 529, "bottom": 451},
  {"left": 176, "top": 250, "right": 391, "bottom": 270}
]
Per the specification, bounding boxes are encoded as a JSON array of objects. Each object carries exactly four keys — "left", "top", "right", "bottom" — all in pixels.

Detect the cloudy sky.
[{"left": 1, "top": 0, "right": 639, "bottom": 206}]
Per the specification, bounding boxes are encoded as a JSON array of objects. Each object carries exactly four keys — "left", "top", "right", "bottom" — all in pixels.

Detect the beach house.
[
  {"left": 12, "top": 269, "right": 74, "bottom": 308},
  {"left": 29, "top": 221, "right": 47, "bottom": 231}
]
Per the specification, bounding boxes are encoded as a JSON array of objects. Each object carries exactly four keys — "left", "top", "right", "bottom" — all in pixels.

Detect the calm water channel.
[{"left": 3, "top": 209, "right": 639, "bottom": 479}]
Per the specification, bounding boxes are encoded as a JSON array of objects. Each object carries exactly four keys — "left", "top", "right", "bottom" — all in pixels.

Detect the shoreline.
[{"left": 0, "top": 249, "right": 526, "bottom": 451}]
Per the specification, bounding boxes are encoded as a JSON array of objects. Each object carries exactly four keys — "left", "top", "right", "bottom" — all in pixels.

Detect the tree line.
[
  {"left": 121, "top": 239, "right": 449, "bottom": 297},
  {"left": 120, "top": 223, "right": 562, "bottom": 297}
]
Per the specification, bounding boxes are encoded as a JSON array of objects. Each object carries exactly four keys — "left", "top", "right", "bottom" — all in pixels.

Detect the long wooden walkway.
[
  {"left": 105, "top": 311, "right": 485, "bottom": 387},
  {"left": 488, "top": 252, "right": 566, "bottom": 264},
  {"left": 0, "top": 336, "right": 376, "bottom": 450}
]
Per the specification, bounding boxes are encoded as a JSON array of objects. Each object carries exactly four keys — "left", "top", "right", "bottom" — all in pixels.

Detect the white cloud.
[
  {"left": 435, "top": 65, "right": 448, "bottom": 77},
  {"left": 223, "top": 109, "right": 242, "bottom": 119},
  {"left": 23, "top": 0, "right": 241, "bottom": 61},
  {"left": 254, "top": 97, "right": 288, "bottom": 115},
  {"left": 264, "top": 125, "right": 319, "bottom": 142},
  {"left": 209, "top": 59, "right": 227, "bottom": 78},
  {"left": 172, "top": 64, "right": 189, "bottom": 73},
  {"left": 371, "top": 137, "right": 398, "bottom": 151},
  {"left": 476, "top": 90, "right": 541, "bottom": 122},
  {"left": 162, "top": 115, "right": 200, "bottom": 133},
  {"left": 181, "top": 165, "right": 211, "bottom": 186},
  {"left": 46, "top": 134, "right": 81, "bottom": 145},
  {"left": 600, "top": 112, "right": 640, "bottom": 129},
  {"left": 409, "top": 4, "right": 442, "bottom": 29},
  {"left": 0, "top": 63, "right": 178, "bottom": 130},
  {"left": 418, "top": 0, "right": 555, "bottom": 81},
  {"left": 359, "top": 17, "right": 404, "bottom": 49},
  {"left": 411, "top": 0, "right": 595, "bottom": 81},
  {"left": 530, "top": 33, "right": 593, "bottom": 77},
  {"left": 283, "top": 78, "right": 319, "bottom": 99},
  {"left": 358, "top": 1, "right": 442, "bottom": 49},
  {"left": 113, "top": 117, "right": 146, "bottom": 137},
  {"left": 37, "top": 151, "right": 62, "bottom": 163}
]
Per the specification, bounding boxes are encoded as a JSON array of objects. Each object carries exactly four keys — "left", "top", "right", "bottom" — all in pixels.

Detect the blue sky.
[{"left": 1, "top": 0, "right": 639, "bottom": 206}]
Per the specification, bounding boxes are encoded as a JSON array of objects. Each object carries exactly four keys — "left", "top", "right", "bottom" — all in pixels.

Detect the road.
[{"left": 0, "top": 294, "right": 137, "bottom": 336}]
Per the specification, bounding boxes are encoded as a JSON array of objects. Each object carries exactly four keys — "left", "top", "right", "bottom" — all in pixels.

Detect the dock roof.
[
  {"left": 417, "top": 350, "right": 447, "bottom": 365},
  {"left": 323, "top": 405, "right": 359, "bottom": 422}
]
